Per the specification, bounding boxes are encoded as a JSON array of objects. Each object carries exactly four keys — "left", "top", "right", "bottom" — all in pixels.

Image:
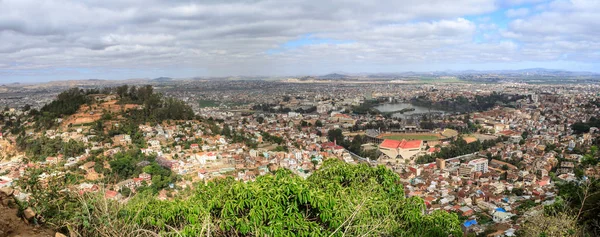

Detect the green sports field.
[{"left": 381, "top": 134, "right": 441, "bottom": 141}]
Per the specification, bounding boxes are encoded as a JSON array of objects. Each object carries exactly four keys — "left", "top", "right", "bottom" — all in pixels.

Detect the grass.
[
  {"left": 46, "top": 191, "right": 161, "bottom": 237},
  {"left": 382, "top": 134, "right": 440, "bottom": 141},
  {"left": 198, "top": 100, "right": 220, "bottom": 108},
  {"left": 417, "top": 77, "right": 464, "bottom": 84}
]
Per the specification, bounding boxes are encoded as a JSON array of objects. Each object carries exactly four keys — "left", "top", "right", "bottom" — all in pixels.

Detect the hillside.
[{"left": 2, "top": 86, "right": 465, "bottom": 236}]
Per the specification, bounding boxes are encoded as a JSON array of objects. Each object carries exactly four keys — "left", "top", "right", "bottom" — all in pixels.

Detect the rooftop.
[{"left": 380, "top": 139, "right": 422, "bottom": 149}]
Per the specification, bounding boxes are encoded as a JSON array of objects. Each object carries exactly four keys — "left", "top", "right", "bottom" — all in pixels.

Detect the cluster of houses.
[{"left": 1, "top": 82, "right": 599, "bottom": 236}]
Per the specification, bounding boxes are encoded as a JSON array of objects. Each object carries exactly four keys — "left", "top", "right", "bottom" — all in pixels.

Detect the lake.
[{"left": 373, "top": 103, "right": 446, "bottom": 119}]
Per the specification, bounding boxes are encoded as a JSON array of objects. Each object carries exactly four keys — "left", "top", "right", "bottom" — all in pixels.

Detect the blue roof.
[
  {"left": 463, "top": 219, "right": 478, "bottom": 227},
  {"left": 495, "top": 207, "right": 507, "bottom": 212}
]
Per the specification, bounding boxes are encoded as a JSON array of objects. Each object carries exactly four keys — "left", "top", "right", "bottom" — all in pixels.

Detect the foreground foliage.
[
  {"left": 124, "top": 159, "right": 461, "bottom": 236},
  {"left": 519, "top": 210, "right": 582, "bottom": 237},
  {"left": 18, "top": 159, "right": 462, "bottom": 236}
]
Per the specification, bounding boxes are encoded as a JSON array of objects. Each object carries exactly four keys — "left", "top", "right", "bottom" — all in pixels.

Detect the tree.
[
  {"left": 512, "top": 188, "right": 525, "bottom": 196},
  {"left": 572, "top": 122, "right": 591, "bottom": 134},
  {"left": 221, "top": 125, "right": 231, "bottom": 138},
  {"left": 120, "top": 187, "right": 132, "bottom": 197},
  {"left": 348, "top": 135, "right": 363, "bottom": 154},
  {"left": 311, "top": 158, "right": 319, "bottom": 169},
  {"left": 315, "top": 120, "right": 323, "bottom": 127},
  {"left": 94, "top": 161, "right": 104, "bottom": 173},
  {"left": 519, "top": 211, "right": 582, "bottom": 237},
  {"left": 116, "top": 85, "right": 129, "bottom": 98},
  {"left": 327, "top": 128, "right": 344, "bottom": 143},
  {"left": 35, "top": 87, "right": 91, "bottom": 129},
  {"left": 521, "top": 131, "right": 529, "bottom": 139}
]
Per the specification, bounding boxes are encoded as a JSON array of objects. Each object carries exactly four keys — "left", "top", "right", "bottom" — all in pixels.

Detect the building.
[
  {"left": 322, "top": 141, "right": 345, "bottom": 154},
  {"left": 139, "top": 172, "right": 151, "bottom": 181},
  {"left": 491, "top": 210, "right": 514, "bottom": 223},
  {"left": 436, "top": 158, "right": 446, "bottom": 170},
  {"left": 462, "top": 219, "right": 478, "bottom": 235},
  {"left": 113, "top": 134, "right": 132, "bottom": 146},
  {"left": 105, "top": 190, "right": 122, "bottom": 200},
  {"left": 329, "top": 113, "right": 356, "bottom": 125},
  {"left": 468, "top": 158, "right": 489, "bottom": 173},
  {"left": 192, "top": 152, "right": 218, "bottom": 165},
  {"left": 116, "top": 179, "right": 135, "bottom": 191},
  {"left": 91, "top": 94, "right": 117, "bottom": 102},
  {"left": 459, "top": 164, "right": 473, "bottom": 178},
  {"left": 379, "top": 139, "right": 423, "bottom": 162},
  {"left": 157, "top": 156, "right": 177, "bottom": 169},
  {"left": 317, "top": 104, "right": 331, "bottom": 114}
]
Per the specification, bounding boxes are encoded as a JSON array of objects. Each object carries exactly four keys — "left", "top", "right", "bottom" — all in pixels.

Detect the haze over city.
[{"left": 2, "top": 0, "right": 600, "bottom": 83}]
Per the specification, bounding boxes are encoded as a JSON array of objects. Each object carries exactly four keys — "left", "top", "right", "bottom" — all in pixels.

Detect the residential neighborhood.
[{"left": 1, "top": 80, "right": 599, "bottom": 236}]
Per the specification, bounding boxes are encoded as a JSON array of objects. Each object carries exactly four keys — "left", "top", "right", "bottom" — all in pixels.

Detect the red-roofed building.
[
  {"left": 379, "top": 139, "right": 423, "bottom": 162},
  {"left": 139, "top": 172, "right": 151, "bottom": 181},
  {"left": 105, "top": 190, "right": 121, "bottom": 200},
  {"left": 0, "top": 180, "right": 11, "bottom": 188},
  {"left": 321, "top": 141, "right": 345, "bottom": 154},
  {"left": 427, "top": 147, "right": 440, "bottom": 154},
  {"left": 499, "top": 130, "right": 518, "bottom": 136},
  {"left": 380, "top": 139, "right": 402, "bottom": 149},
  {"left": 46, "top": 157, "right": 58, "bottom": 164},
  {"left": 538, "top": 176, "right": 551, "bottom": 187}
]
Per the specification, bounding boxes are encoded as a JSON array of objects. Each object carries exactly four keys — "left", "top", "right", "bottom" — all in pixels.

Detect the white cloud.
[
  {"left": 500, "top": 0, "right": 547, "bottom": 7},
  {"left": 0, "top": 0, "right": 598, "bottom": 80}
]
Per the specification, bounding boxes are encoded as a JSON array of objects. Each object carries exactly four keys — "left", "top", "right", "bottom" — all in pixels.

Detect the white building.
[{"left": 468, "top": 158, "right": 489, "bottom": 173}]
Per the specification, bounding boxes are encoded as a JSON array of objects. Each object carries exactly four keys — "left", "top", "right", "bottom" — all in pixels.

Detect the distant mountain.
[
  {"left": 4, "top": 68, "right": 599, "bottom": 87},
  {"left": 152, "top": 77, "right": 173, "bottom": 82},
  {"left": 454, "top": 68, "right": 598, "bottom": 76},
  {"left": 318, "top": 73, "right": 349, "bottom": 80},
  {"left": 0, "top": 83, "right": 19, "bottom": 87}
]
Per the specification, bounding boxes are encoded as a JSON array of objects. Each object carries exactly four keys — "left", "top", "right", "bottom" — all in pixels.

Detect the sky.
[{"left": 1, "top": 0, "right": 599, "bottom": 83}]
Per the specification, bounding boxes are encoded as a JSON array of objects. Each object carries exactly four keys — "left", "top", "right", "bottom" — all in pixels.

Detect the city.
[
  {"left": 1, "top": 77, "right": 600, "bottom": 236},
  {"left": 1, "top": 0, "right": 600, "bottom": 236}
]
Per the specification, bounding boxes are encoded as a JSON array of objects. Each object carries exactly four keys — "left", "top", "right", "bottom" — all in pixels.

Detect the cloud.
[
  {"left": 500, "top": 0, "right": 548, "bottom": 7},
  {"left": 501, "top": 0, "right": 600, "bottom": 62},
  {"left": 505, "top": 8, "right": 530, "bottom": 18},
  {"left": 0, "top": 0, "right": 598, "bottom": 81}
]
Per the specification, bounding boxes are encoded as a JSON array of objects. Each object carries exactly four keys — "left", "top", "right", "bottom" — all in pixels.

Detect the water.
[{"left": 373, "top": 103, "right": 446, "bottom": 118}]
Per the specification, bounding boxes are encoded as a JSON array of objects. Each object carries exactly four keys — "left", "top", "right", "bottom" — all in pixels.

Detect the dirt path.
[{"left": 0, "top": 192, "right": 55, "bottom": 237}]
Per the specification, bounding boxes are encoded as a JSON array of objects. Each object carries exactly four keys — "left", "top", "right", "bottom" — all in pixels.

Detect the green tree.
[
  {"left": 327, "top": 128, "right": 344, "bottom": 143},
  {"left": 315, "top": 120, "right": 323, "bottom": 127},
  {"left": 311, "top": 158, "right": 319, "bottom": 169},
  {"left": 521, "top": 131, "right": 529, "bottom": 139},
  {"left": 120, "top": 187, "right": 132, "bottom": 197}
]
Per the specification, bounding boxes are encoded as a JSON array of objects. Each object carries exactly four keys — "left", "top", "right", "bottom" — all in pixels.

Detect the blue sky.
[{"left": 1, "top": 0, "right": 599, "bottom": 83}]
